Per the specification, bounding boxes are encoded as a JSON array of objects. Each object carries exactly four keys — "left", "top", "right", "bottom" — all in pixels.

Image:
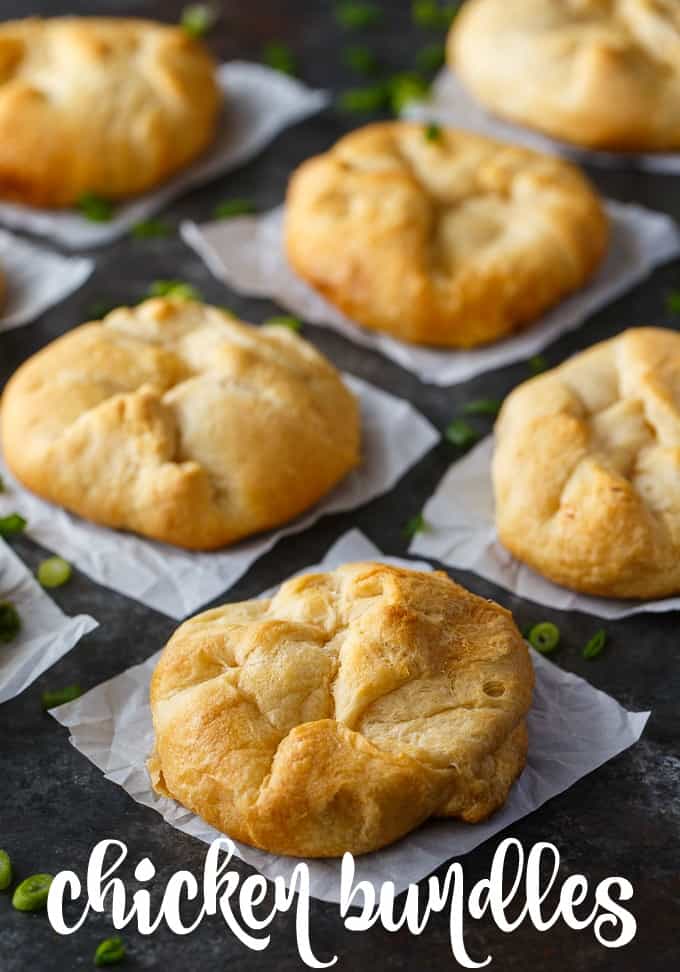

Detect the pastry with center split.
[
  {"left": 450, "top": 0, "right": 680, "bottom": 152},
  {"left": 0, "top": 16, "right": 220, "bottom": 207},
  {"left": 148, "top": 562, "right": 534, "bottom": 857},
  {"left": 285, "top": 122, "right": 607, "bottom": 348},
  {"left": 494, "top": 327, "right": 680, "bottom": 599},
  {"left": 1, "top": 298, "right": 360, "bottom": 550}
]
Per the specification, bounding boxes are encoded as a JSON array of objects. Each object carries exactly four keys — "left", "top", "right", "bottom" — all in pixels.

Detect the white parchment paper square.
[
  {"left": 411, "top": 436, "right": 680, "bottom": 619},
  {"left": 0, "top": 376, "right": 437, "bottom": 619},
  {"left": 51, "top": 529, "right": 649, "bottom": 903},
  {"left": 0, "top": 63, "right": 328, "bottom": 250},
  {"left": 0, "top": 540, "right": 97, "bottom": 703},
  {"left": 0, "top": 230, "right": 93, "bottom": 332},
  {"left": 182, "top": 201, "right": 679, "bottom": 387},
  {"left": 403, "top": 69, "right": 680, "bottom": 174}
]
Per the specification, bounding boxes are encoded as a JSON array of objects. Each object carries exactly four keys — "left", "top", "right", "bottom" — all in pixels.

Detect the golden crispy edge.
[
  {"left": 149, "top": 564, "right": 534, "bottom": 856},
  {"left": 493, "top": 327, "right": 680, "bottom": 598},
  {"left": 449, "top": 0, "right": 680, "bottom": 152},
  {"left": 284, "top": 121, "right": 608, "bottom": 348},
  {"left": 0, "top": 17, "right": 220, "bottom": 206},
  {"left": 1, "top": 299, "right": 361, "bottom": 550}
]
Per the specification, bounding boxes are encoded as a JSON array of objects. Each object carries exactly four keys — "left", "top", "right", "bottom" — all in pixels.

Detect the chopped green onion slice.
[
  {"left": 527, "top": 621, "right": 560, "bottom": 654},
  {"left": 148, "top": 280, "right": 202, "bottom": 302},
  {"left": 335, "top": 2, "right": 383, "bottom": 29},
  {"left": 528, "top": 354, "right": 548, "bottom": 375},
  {"left": 666, "top": 291, "right": 680, "bottom": 314},
  {"left": 265, "top": 314, "right": 302, "bottom": 332},
  {"left": 131, "top": 218, "right": 172, "bottom": 240},
  {"left": 0, "top": 474, "right": 4, "bottom": 493},
  {"left": 583, "top": 629, "right": 607, "bottom": 660},
  {"left": 37, "top": 556, "right": 72, "bottom": 589},
  {"left": 0, "top": 849, "right": 12, "bottom": 890},
  {"left": 403, "top": 512, "right": 429, "bottom": 539},
  {"left": 413, "top": 0, "right": 439, "bottom": 25},
  {"left": 94, "top": 936, "right": 126, "bottom": 967},
  {"left": 389, "top": 73, "right": 429, "bottom": 114},
  {"left": 76, "top": 192, "right": 113, "bottom": 222},
  {"left": 343, "top": 45, "right": 379, "bottom": 76},
  {"left": 416, "top": 42, "right": 446, "bottom": 73},
  {"left": 88, "top": 300, "right": 117, "bottom": 320},
  {"left": 180, "top": 3, "right": 217, "bottom": 38},
  {"left": 445, "top": 418, "right": 478, "bottom": 449},
  {"left": 424, "top": 121, "right": 442, "bottom": 142},
  {"left": 11, "top": 874, "right": 53, "bottom": 912},
  {"left": 412, "top": 0, "right": 460, "bottom": 29},
  {"left": 337, "top": 84, "right": 389, "bottom": 113},
  {"left": 0, "top": 602, "right": 21, "bottom": 644},
  {"left": 213, "top": 198, "right": 256, "bottom": 220},
  {"left": 41, "top": 685, "right": 82, "bottom": 710},
  {"left": 0, "top": 512, "right": 26, "bottom": 537},
  {"left": 461, "top": 398, "right": 502, "bottom": 417},
  {"left": 263, "top": 41, "right": 296, "bottom": 76}
]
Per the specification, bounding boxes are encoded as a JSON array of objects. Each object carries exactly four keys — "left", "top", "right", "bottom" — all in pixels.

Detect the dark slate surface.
[{"left": 0, "top": 2, "right": 678, "bottom": 969}]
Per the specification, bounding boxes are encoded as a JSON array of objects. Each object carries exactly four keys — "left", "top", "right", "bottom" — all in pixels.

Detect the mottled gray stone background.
[{"left": 0, "top": 2, "right": 678, "bottom": 969}]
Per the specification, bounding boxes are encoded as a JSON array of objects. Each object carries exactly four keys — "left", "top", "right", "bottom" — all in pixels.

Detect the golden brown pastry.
[
  {"left": 1, "top": 298, "right": 360, "bottom": 550},
  {"left": 285, "top": 122, "right": 607, "bottom": 348},
  {"left": 494, "top": 328, "right": 680, "bottom": 599},
  {"left": 149, "top": 562, "right": 534, "bottom": 857},
  {"left": 0, "top": 17, "right": 220, "bottom": 207},
  {"left": 450, "top": 0, "right": 680, "bottom": 152}
]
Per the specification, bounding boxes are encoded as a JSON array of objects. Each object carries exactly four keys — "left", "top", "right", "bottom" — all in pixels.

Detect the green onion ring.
[
  {"left": 527, "top": 621, "right": 560, "bottom": 654},
  {"left": 11, "top": 873, "right": 53, "bottom": 912}
]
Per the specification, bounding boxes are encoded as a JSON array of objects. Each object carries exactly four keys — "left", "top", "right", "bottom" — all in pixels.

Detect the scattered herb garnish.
[
  {"left": 37, "top": 556, "right": 72, "bottom": 589},
  {"left": 461, "top": 398, "right": 502, "bottom": 417},
  {"left": 0, "top": 850, "right": 12, "bottom": 891},
  {"left": 424, "top": 121, "right": 442, "bottom": 142},
  {"left": 343, "top": 45, "right": 379, "bottom": 76},
  {"left": 94, "top": 936, "right": 126, "bottom": 967},
  {"left": 265, "top": 314, "right": 303, "bottom": 332},
  {"left": 335, "top": 2, "right": 383, "bottom": 29},
  {"left": 583, "top": 628, "right": 607, "bottom": 660},
  {"left": 337, "top": 83, "right": 389, "bottom": 113},
  {"left": 88, "top": 300, "right": 117, "bottom": 320},
  {"left": 445, "top": 418, "right": 478, "bottom": 449},
  {"left": 0, "top": 512, "right": 26, "bottom": 537},
  {"left": 412, "top": 0, "right": 459, "bottom": 30},
  {"left": 416, "top": 42, "right": 446, "bottom": 73},
  {"left": 131, "top": 218, "right": 172, "bottom": 240},
  {"left": 180, "top": 3, "right": 217, "bottom": 38},
  {"left": 666, "top": 291, "right": 680, "bottom": 314},
  {"left": 77, "top": 192, "right": 114, "bottom": 222},
  {"left": 527, "top": 621, "right": 560, "bottom": 654},
  {"left": 528, "top": 354, "right": 548, "bottom": 375},
  {"left": 263, "top": 41, "right": 297, "bottom": 76},
  {"left": 403, "top": 512, "right": 429, "bottom": 538},
  {"left": 389, "top": 73, "right": 429, "bottom": 113},
  {"left": 41, "top": 685, "right": 82, "bottom": 710},
  {"left": 213, "top": 198, "right": 256, "bottom": 220},
  {"left": 148, "top": 280, "right": 202, "bottom": 302},
  {"left": 11, "top": 874, "right": 53, "bottom": 912},
  {"left": 0, "top": 603, "right": 21, "bottom": 644}
]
